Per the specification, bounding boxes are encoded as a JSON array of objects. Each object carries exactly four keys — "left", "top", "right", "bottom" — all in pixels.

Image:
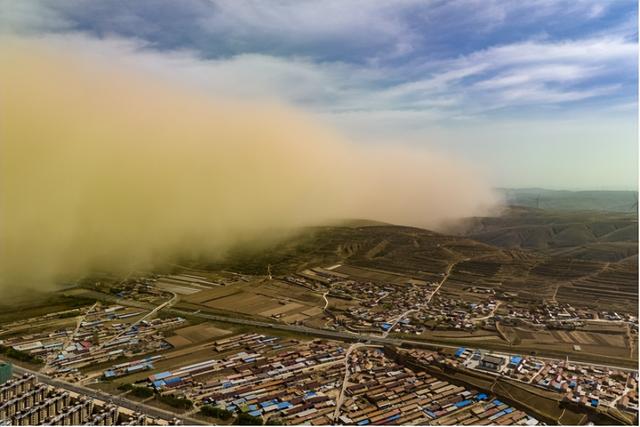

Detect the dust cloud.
[{"left": 0, "top": 38, "right": 500, "bottom": 293}]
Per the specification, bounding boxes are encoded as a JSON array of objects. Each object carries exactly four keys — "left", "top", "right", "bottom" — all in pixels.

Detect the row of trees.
[{"left": 199, "top": 405, "right": 284, "bottom": 425}]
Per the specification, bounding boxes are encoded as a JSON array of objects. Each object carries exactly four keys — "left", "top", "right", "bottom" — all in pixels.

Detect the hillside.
[
  {"left": 454, "top": 207, "right": 638, "bottom": 262},
  {"left": 194, "top": 218, "right": 637, "bottom": 312}
]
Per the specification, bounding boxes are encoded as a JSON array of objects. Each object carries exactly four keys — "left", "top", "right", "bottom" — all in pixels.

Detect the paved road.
[
  {"left": 88, "top": 290, "right": 638, "bottom": 371},
  {"left": 100, "top": 292, "right": 179, "bottom": 349},
  {"left": 8, "top": 362, "right": 206, "bottom": 425}
]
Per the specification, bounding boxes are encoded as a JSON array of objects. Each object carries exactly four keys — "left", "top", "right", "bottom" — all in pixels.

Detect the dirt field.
[
  {"left": 164, "top": 335, "right": 191, "bottom": 348},
  {"left": 334, "top": 264, "right": 419, "bottom": 284},
  {"left": 155, "top": 281, "right": 202, "bottom": 295},
  {"left": 204, "top": 292, "right": 280, "bottom": 313},
  {"left": 182, "top": 278, "right": 325, "bottom": 323},
  {"left": 170, "top": 323, "right": 231, "bottom": 344},
  {"left": 259, "top": 302, "right": 304, "bottom": 317}
]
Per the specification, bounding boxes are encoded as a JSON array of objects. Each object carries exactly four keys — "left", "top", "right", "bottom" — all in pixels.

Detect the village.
[
  {"left": 0, "top": 267, "right": 637, "bottom": 425},
  {"left": 0, "top": 304, "right": 186, "bottom": 382},
  {"left": 139, "top": 334, "right": 543, "bottom": 426},
  {"left": 290, "top": 266, "right": 638, "bottom": 336}
]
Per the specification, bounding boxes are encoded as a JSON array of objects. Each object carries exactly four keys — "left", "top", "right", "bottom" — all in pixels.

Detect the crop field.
[
  {"left": 556, "top": 263, "right": 638, "bottom": 311},
  {"left": 500, "top": 326, "right": 632, "bottom": 358},
  {"left": 181, "top": 277, "right": 324, "bottom": 323},
  {"left": 169, "top": 323, "right": 231, "bottom": 344},
  {"left": 203, "top": 292, "right": 281, "bottom": 313},
  {"left": 155, "top": 281, "right": 202, "bottom": 295},
  {"left": 333, "top": 264, "right": 425, "bottom": 284}
]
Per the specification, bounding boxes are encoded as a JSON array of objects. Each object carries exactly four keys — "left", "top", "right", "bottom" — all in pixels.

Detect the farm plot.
[
  {"left": 173, "top": 323, "right": 231, "bottom": 343},
  {"left": 203, "top": 292, "right": 281, "bottom": 314},
  {"left": 333, "top": 264, "right": 418, "bottom": 284},
  {"left": 155, "top": 281, "right": 202, "bottom": 295}
]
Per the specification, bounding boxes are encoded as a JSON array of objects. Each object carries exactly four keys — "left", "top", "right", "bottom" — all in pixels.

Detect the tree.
[
  {"left": 200, "top": 405, "right": 233, "bottom": 420},
  {"left": 234, "top": 413, "right": 263, "bottom": 425}
]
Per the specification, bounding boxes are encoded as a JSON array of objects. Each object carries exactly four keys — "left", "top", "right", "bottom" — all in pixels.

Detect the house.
[{"left": 479, "top": 355, "right": 506, "bottom": 371}]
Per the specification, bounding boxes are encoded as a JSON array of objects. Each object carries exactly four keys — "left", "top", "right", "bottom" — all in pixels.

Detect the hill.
[
  {"left": 194, "top": 218, "right": 637, "bottom": 312},
  {"left": 453, "top": 206, "right": 638, "bottom": 262},
  {"left": 500, "top": 188, "right": 638, "bottom": 212}
]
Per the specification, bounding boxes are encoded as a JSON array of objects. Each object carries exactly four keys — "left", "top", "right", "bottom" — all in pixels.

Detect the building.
[
  {"left": 0, "top": 363, "right": 12, "bottom": 385},
  {"left": 479, "top": 355, "right": 506, "bottom": 371}
]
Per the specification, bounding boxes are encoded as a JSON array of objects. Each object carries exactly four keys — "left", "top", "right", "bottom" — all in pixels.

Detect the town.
[{"left": 0, "top": 264, "right": 637, "bottom": 425}]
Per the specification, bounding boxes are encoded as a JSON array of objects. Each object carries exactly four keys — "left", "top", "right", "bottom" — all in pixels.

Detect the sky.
[{"left": 1, "top": 0, "right": 638, "bottom": 190}]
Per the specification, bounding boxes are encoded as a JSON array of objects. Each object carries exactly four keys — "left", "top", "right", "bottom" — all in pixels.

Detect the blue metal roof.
[
  {"left": 165, "top": 376, "right": 182, "bottom": 384},
  {"left": 260, "top": 400, "right": 276, "bottom": 408},
  {"left": 455, "top": 400, "right": 472, "bottom": 408},
  {"left": 153, "top": 371, "right": 172, "bottom": 380}
]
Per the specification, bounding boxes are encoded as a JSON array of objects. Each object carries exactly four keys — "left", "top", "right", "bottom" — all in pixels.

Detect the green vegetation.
[
  {"left": 0, "top": 345, "right": 42, "bottom": 364},
  {"left": 265, "top": 417, "right": 284, "bottom": 425},
  {"left": 234, "top": 413, "right": 263, "bottom": 425},
  {"left": 130, "top": 386, "right": 154, "bottom": 398},
  {"left": 200, "top": 405, "right": 233, "bottom": 420},
  {"left": 0, "top": 293, "right": 97, "bottom": 324},
  {"left": 157, "top": 394, "right": 193, "bottom": 410},
  {"left": 116, "top": 383, "right": 155, "bottom": 399},
  {"left": 53, "top": 309, "right": 82, "bottom": 319}
]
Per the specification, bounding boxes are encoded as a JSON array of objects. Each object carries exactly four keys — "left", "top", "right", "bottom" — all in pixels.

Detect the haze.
[{"left": 0, "top": 39, "right": 499, "bottom": 294}]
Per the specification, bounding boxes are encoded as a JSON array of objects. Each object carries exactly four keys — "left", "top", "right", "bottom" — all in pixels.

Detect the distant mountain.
[
  {"left": 499, "top": 188, "right": 638, "bottom": 213},
  {"left": 454, "top": 206, "right": 638, "bottom": 262}
]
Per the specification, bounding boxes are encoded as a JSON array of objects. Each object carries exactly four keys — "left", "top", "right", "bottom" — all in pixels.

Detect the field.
[
  {"left": 181, "top": 276, "right": 325, "bottom": 324},
  {"left": 164, "top": 323, "right": 231, "bottom": 347}
]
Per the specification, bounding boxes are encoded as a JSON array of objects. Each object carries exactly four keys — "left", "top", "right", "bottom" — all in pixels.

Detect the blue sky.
[{"left": 1, "top": 0, "right": 637, "bottom": 189}]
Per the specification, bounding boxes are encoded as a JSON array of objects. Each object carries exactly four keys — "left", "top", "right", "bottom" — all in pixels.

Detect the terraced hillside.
[
  {"left": 197, "top": 217, "right": 637, "bottom": 313},
  {"left": 556, "top": 262, "right": 639, "bottom": 311},
  {"left": 455, "top": 207, "right": 637, "bottom": 262}
]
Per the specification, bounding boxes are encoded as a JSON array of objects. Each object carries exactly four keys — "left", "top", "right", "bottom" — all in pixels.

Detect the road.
[
  {"left": 382, "top": 309, "right": 417, "bottom": 338},
  {"left": 7, "top": 362, "right": 206, "bottom": 425},
  {"left": 98, "top": 292, "right": 179, "bottom": 350},
  {"left": 87, "top": 290, "right": 637, "bottom": 371},
  {"left": 332, "top": 343, "right": 380, "bottom": 422},
  {"left": 427, "top": 258, "right": 463, "bottom": 304},
  {"left": 45, "top": 302, "right": 99, "bottom": 371},
  {"left": 381, "top": 259, "right": 462, "bottom": 338},
  {"left": 471, "top": 301, "right": 502, "bottom": 322}
]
